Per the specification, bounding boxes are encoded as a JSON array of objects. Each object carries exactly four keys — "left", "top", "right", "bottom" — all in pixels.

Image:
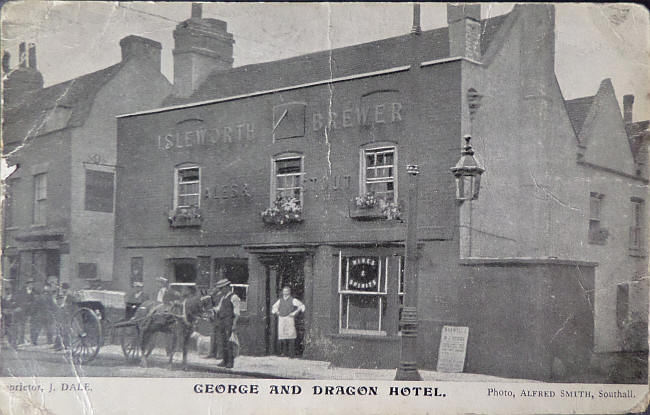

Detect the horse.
[{"left": 136, "top": 292, "right": 214, "bottom": 370}]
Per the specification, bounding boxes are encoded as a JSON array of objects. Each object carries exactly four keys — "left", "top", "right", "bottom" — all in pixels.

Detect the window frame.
[
  {"left": 630, "top": 198, "right": 644, "bottom": 251},
  {"left": 32, "top": 173, "right": 47, "bottom": 225},
  {"left": 337, "top": 252, "right": 389, "bottom": 336},
  {"left": 271, "top": 153, "right": 304, "bottom": 206},
  {"left": 588, "top": 192, "right": 606, "bottom": 244},
  {"left": 173, "top": 164, "right": 201, "bottom": 210},
  {"left": 359, "top": 144, "right": 398, "bottom": 203}
]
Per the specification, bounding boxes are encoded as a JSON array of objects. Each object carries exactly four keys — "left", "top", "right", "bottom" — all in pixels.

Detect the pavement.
[{"left": 8, "top": 342, "right": 537, "bottom": 381}]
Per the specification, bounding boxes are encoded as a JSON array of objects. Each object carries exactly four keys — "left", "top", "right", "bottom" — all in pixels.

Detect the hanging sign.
[{"left": 347, "top": 257, "right": 379, "bottom": 291}]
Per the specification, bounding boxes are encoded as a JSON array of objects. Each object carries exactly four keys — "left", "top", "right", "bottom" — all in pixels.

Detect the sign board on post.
[{"left": 436, "top": 325, "right": 469, "bottom": 373}]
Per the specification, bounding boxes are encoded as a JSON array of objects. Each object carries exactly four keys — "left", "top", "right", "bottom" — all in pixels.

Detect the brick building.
[
  {"left": 112, "top": 4, "right": 647, "bottom": 381},
  {"left": 2, "top": 36, "right": 171, "bottom": 291}
]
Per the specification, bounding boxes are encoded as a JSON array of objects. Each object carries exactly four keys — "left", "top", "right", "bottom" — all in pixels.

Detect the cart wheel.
[
  {"left": 121, "top": 325, "right": 141, "bottom": 363},
  {"left": 70, "top": 308, "right": 103, "bottom": 364}
]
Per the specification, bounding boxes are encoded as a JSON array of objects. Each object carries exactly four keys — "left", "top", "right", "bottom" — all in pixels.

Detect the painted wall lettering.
[
  {"left": 312, "top": 102, "right": 402, "bottom": 132},
  {"left": 157, "top": 124, "right": 256, "bottom": 150},
  {"left": 204, "top": 183, "right": 252, "bottom": 201}
]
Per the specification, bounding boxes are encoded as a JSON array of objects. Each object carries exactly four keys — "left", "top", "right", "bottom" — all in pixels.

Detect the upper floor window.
[
  {"left": 33, "top": 173, "right": 47, "bottom": 225},
  {"left": 361, "top": 146, "right": 397, "bottom": 203},
  {"left": 630, "top": 198, "right": 644, "bottom": 251},
  {"left": 174, "top": 165, "right": 200, "bottom": 209},
  {"left": 272, "top": 154, "right": 303, "bottom": 205},
  {"left": 588, "top": 192, "right": 607, "bottom": 244}
]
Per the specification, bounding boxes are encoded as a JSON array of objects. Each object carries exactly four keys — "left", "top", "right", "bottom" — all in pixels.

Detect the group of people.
[
  {"left": 1, "top": 278, "right": 75, "bottom": 351},
  {"left": 2, "top": 275, "right": 308, "bottom": 367}
]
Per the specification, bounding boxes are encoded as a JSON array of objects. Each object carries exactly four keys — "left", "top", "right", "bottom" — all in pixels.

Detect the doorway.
[{"left": 264, "top": 255, "right": 306, "bottom": 356}]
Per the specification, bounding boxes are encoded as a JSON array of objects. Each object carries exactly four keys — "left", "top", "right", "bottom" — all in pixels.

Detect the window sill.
[
  {"left": 4, "top": 226, "right": 19, "bottom": 231},
  {"left": 629, "top": 249, "right": 646, "bottom": 258}
]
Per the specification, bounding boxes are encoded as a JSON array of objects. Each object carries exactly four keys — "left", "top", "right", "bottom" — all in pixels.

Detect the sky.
[{"left": 0, "top": 1, "right": 648, "bottom": 120}]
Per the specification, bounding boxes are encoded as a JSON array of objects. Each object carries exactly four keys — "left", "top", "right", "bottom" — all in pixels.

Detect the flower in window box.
[
  {"left": 355, "top": 192, "right": 378, "bottom": 209},
  {"left": 379, "top": 199, "right": 401, "bottom": 220},
  {"left": 261, "top": 196, "right": 303, "bottom": 225},
  {"left": 168, "top": 205, "right": 203, "bottom": 227}
]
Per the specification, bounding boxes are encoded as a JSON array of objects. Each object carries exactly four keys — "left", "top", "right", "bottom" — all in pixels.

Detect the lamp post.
[{"left": 395, "top": 164, "right": 422, "bottom": 381}]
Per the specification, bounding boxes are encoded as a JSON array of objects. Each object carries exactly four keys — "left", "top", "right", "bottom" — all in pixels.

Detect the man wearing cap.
[
  {"left": 53, "top": 283, "right": 76, "bottom": 351},
  {"left": 30, "top": 281, "right": 55, "bottom": 345},
  {"left": 125, "top": 281, "right": 149, "bottom": 320},
  {"left": 12, "top": 280, "right": 34, "bottom": 347},
  {"left": 207, "top": 278, "right": 236, "bottom": 368},
  {"left": 1, "top": 279, "right": 17, "bottom": 347}
]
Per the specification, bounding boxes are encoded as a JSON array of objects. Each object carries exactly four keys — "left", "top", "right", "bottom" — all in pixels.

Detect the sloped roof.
[
  {"left": 564, "top": 95, "right": 595, "bottom": 136},
  {"left": 3, "top": 62, "right": 124, "bottom": 145},
  {"left": 166, "top": 12, "right": 511, "bottom": 106}
]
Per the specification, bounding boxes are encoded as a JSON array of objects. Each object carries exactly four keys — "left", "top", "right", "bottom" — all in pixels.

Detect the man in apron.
[{"left": 271, "top": 286, "right": 305, "bottom": 358}]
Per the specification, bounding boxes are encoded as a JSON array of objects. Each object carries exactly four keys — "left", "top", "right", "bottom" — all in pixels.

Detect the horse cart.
[{"left": 68, "top": 289, "right": 144, "bottom": 364}]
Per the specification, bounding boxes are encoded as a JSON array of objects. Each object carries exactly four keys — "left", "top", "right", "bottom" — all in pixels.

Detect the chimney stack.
[
  {"left": 172, "top": 3, "right": 235, "bottom": 98},
  {"left": 191, "top": 3, "right": 202, "bottom": 19},
  {"left": 624, "top": 94, "right": 634, "bottom": 124},
  {"left": 447, "top": 3, "right": 481, "bottom": 61},
  {"left": 18, "top": 42, "right": 26, "bottom": 68},
  {"left": 3, "top": 43, "right": 43, "bottom": 109},
  {"left": 2, "top": 51, "right": 10, "bottom": 74},
  {"left": 28, "top": 43, "right": 36, "bottom": 69},
  {"left": 120, "top": 35, "right": 162, "bottom": 71},
  {"left": 411, "top": 4, "right": 421, "bottom": 35}
]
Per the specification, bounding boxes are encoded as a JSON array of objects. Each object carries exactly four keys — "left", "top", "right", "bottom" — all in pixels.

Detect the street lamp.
[
  {"left": 395, "top": 163, "right": 422, "bottom": 381},
  {"left": 450, "top": 135, "right": 484, "bottom": 202}
]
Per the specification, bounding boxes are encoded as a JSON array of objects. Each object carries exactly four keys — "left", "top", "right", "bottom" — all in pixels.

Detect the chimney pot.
[
  {"left": 28, "top": 43, "right": 36, "bottom": 69},
  {"left": 18, "top": 42, "right": 26, "bottom": 68},
  {"left": 624, "top": 94, "right": 634, "bottom": 124},
  {"left": 2, "top": 51, "right": 10, "bottom": 73},
  {"left": 191, "top": 3, "right": 202, "bottom": 19}
]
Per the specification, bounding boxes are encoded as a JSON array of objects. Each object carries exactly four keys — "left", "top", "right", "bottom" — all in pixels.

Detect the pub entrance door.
[{"left": 264, "top": 255, "right": 306, "bottom": 357}]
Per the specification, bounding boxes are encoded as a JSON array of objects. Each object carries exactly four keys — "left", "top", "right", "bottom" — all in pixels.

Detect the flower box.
[
  {"left": 349, "top": 197, "right": 402, "bottom": 221},
  {"left": 168, "top": 206, "right": 203, "bottom": 228},
  {"left": 261, "top": 196, "right": 303, "bottom": 226},
  {"left": 349, "top": 204, "right": 388, "bottom": 220}
]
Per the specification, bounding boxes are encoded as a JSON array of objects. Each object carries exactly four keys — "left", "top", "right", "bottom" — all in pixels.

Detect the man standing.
[
  {"left": 208, "top": 278, "right": 236, "bottom": 368},
  {"left": 53, "top": 283, "right": 75, "bottom": 351},
  {"left": 155, "top": 277, "right": 169, "bottom": 303},
  {"left": 124, "top": 281, "right": 149, "bottom": 320},
  {"left": 1, "top": 279, "right": 16, "bottom": 348},
  {"left": 272, "top": 286, "right": 305, "bottom": 358},
  {"left": 12, "top": 280, "right": 33, "bottom": 347}
]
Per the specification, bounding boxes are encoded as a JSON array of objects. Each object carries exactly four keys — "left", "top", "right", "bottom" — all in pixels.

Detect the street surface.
[{"left": 1, "top": 345, "right": 248, "bottom": 378}]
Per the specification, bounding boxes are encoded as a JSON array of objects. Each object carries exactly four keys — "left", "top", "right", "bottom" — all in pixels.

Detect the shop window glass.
[
  {"left": 338, "top": 254, "right": 388, "bottom": 335},
  {"left": 215, "top": 259, "right": 249, "bottom": 312}
]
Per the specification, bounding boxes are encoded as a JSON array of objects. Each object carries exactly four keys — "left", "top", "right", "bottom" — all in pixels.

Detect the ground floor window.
[
  {"left": 338, "top": 254, "right": 388, "bottom": 335},
  {"left": 215, "top": 259, "right": 249, "bottom": 312},
  {"left": 168, "top": 258, "right": 197, "bottom": 283}
]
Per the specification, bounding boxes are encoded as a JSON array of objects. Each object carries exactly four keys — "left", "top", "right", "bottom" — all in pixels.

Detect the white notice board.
[{"left": 436, "top": 325, "right": 469, "bottom": 373}]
